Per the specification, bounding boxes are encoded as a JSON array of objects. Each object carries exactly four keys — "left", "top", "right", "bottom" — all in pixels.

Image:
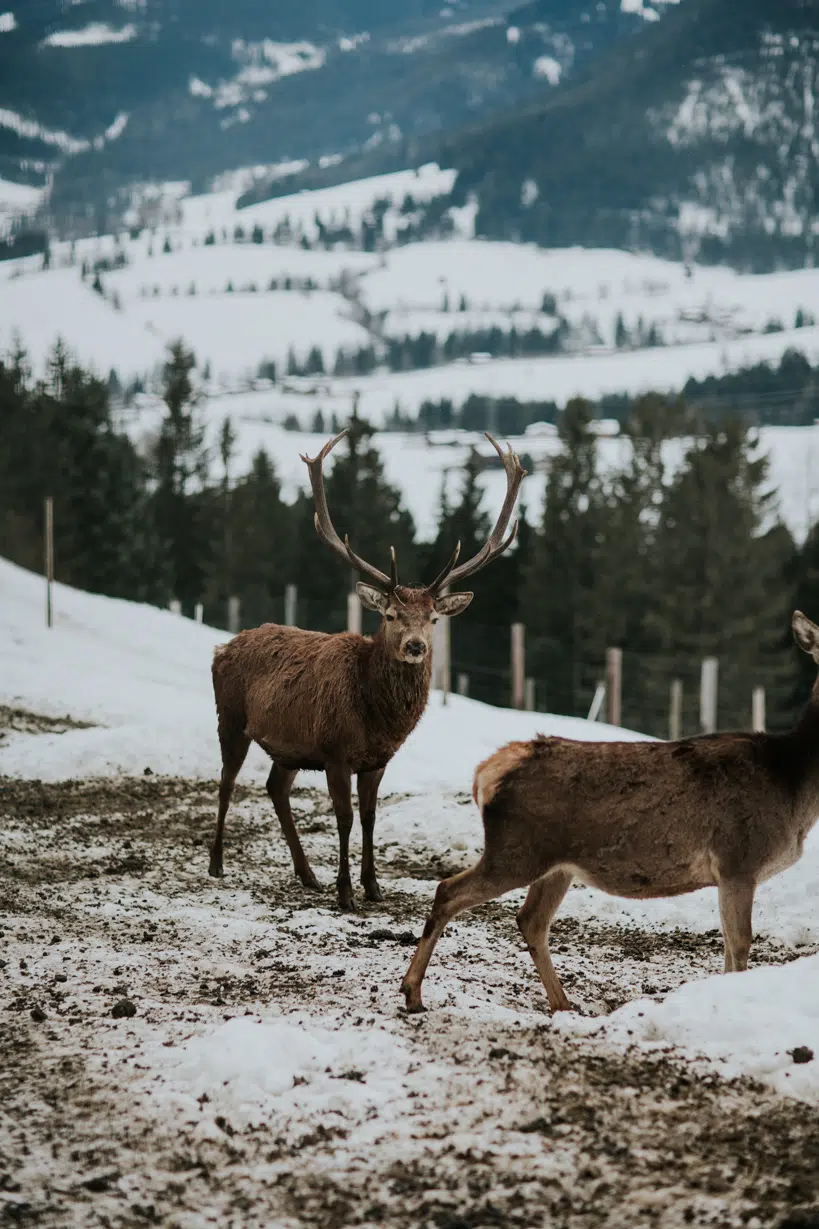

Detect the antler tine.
[
  {"left": 426, "top": 541, "right": 461, "bottom": 595},
  {"left": 389, "top": 546, "right": 399, "bottom": 591},
  {"left": 427, "top": 434, "right": 526, "bottom": 593},
  {"left": 301, "top": 430, "right": 393, "bottom": 590}
]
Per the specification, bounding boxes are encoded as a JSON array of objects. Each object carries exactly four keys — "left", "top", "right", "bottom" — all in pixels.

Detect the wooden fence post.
[
  {"left": 456, "top": 673, "right": 469, "bottom": 697},
  {"left": 752, "top": 686, "right": 766, "bottom": 733},
  {"left": 44, "top": 496, "right": 54, "bottom": 629},
  {"left": 169, "top": 599, "right": 182, "bottom": 616},
  {"left": 524, "top": 677, "right": 536, "bottom": 712},
  {"left": 669, "top": 678, "right": 683, "bottom": 741},
  {"left": 347, "top": 590, "right": 362, "bottom": 634},
  {"left": 433, "top": 604, "right": 451, "bottom": 703},
  {"left": 700, "top": 657, "right": 719, "bottom": 734},
  {"left": 227, "top": 595, "right": 240, "bottom": 634},
  {"left": 605, "top": 647, "right": 622, "bottom": 726},
  {"left": 284, "top": 584, "right": 298, "bottom": 627},
  {"left": 511, "top": 622, "right": 525, "bottom": 710},
  {"left": 194, "top": 602, "right": 203, "bottom": 624}
]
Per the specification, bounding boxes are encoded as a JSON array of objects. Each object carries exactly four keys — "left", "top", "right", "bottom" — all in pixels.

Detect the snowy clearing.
[{"left": 2, "top": 556, "right": 819, "bottom": 1222}]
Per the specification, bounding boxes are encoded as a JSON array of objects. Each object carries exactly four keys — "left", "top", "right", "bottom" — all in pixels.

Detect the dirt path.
[{"left": 1, "top": 778, "right": 818, "bottom": 1228}]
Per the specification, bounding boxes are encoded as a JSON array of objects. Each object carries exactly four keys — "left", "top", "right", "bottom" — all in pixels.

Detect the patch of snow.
[
  {"left": 0, "top": 11, "right": 16, "bottom": 32},
  {"left": 214, "top": 40, "right": 325, "bottom": 111},
  {"left": 556, "top": 956, "right": 819, "bottom": 1100},
  {"left": 0, "top": 108, "right": 89, "bottom": 154},
  {"left": 103, "top": 111, "right": 128, "bottom": 142},
  {"left": 126, "top": 289, "right": 370, "bottom": 378},
  {"left": 0, "top": 268, "right": 165, "bottom": 378},
  {"left": 156, "top": 1015, "right": 414, "bottom": 1127},
  {"left": 621, "top": 0, "right": 660, "bottom": 19},
  {"left": 189, "top": 76, "right": 212, "bottom": 99},
  {"left": 507, "top": 25, "right": 520, "bottom": 44},
  {"left": 339, "top": 32, "right": 369, "bottom": 52},
  {"left": 43, "top": 22, "right": 137, "bottom": 47},
  {"left": 521, "top": 178, "right": 539, "bottom": 207},
  {"left": 533, "top": 56, "right": 561, "bottom": 85},
  {"left": 0, "top": 177, "right": 44, "bottom": 227}
]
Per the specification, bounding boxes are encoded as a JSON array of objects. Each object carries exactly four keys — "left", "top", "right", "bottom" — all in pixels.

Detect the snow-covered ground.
[
  {"left": 2, "top": 553, "right": 818, "bottom": 1073},
  {"left": 2, "top": 554, "right": 819, "bottom": 1222}
]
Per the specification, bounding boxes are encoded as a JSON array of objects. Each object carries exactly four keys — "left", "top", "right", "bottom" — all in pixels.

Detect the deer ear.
[
  {"left": 435, "top": 592, "right": 473, "bottom": 618},
  {"left": 356, "top": 582, "right": 390, "bottom": 615},
  {"left": 793, "top": 611, "right": 819, "bottom": 661}
]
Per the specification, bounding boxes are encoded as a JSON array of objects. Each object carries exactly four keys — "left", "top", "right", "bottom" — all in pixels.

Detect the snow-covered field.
[
  {"left": 4, "top": 164, "right": 819, "bottom": 397},
  {"left": 118, "top": 410, "right": 819, "bottom": 546},
  {"left": 2, "top": 555, "right": 819, "bottom": 1224}
]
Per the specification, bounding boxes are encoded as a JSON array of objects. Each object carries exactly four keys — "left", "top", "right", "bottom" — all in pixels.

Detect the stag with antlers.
[{"left": 209, "top": 429, "right": 526, "bottom": 910}]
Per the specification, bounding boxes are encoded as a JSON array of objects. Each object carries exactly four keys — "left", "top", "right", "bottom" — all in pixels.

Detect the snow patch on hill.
[{"left": 43, "top": 23, "right": 137, "bottom": 48}]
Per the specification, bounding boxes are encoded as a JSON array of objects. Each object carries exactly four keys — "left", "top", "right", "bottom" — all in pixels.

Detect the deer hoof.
[
  {"left": 337, "top": 884, "right": 357, "bottom": 912},
  {"left": 299, "top": 869, "right": 322, "bottom": 891},
  {"left": 401, "top": 984, "right": 426, "bottom": 1014},
  {"left": 208, "top": 860, "right": 223, "bottom": 879},
  {"left": 362, "top": 878, "right": 384, "bottom": 903}
]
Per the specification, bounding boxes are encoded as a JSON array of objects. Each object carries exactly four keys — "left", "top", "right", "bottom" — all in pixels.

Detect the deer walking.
[
  {"left": 210, "top": 429, "right": 525, "bottom": 910},
  {"left": 402, "top": 611, "right": 819, "bottom": 1011}
]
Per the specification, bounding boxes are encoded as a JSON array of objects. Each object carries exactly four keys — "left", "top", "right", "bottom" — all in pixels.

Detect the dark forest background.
[{"left": 3, "top": 337, "right": 819, "bottom": 738}]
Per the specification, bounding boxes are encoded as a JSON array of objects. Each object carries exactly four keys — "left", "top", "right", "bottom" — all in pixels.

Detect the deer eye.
[{"left": 385, "top": 611, "right": 396, "bottom": 621}]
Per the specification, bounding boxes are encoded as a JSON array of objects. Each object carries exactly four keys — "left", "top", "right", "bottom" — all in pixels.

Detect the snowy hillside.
[{"left": 4, "top": 167, "right": 819, "bottom": 390}]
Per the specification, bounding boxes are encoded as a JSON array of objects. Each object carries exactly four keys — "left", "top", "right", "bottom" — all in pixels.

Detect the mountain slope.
[
  {"left": 442, "top": 0, "right": 819, "bottom": 269},
  {"left": 0, "top": 0, "right": 676, "bottom": 232}
]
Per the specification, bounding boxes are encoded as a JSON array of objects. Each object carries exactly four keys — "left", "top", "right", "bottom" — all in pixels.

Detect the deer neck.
[
  {"left": 364, "top": 632, "right": 432, "bottom": 739},
  {"left": 789, "top": 687, "right": 819, "bottom": 823}
]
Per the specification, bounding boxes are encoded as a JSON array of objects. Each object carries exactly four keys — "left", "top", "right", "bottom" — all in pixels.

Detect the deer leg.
[
  {"left": 718, "top": 877, "right": 755, "bottom": 973},
  {"left": 209, "top": 728, "right": 250, "bottom": 878},
  {"left": 267, "top": 763, "right": 321, "bottom": 891},
  {"left": 401, "top": 858, "right": 516, "bottom": 1013},
  {"left": 326, "top": 764, "right": 356, "bottom": 911},
  {"left": 357, "top": 768, "right": 385, "bottom": 903},
  {"left": 516, "top": 869, "right": 573, "bottom": 1012}
]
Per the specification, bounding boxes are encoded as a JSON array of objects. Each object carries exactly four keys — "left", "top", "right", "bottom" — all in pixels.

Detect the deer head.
[{"left": 301, "top": 429, "right": 526, "bottom": 666}]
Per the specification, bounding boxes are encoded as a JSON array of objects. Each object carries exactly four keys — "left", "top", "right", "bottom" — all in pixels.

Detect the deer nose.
[{"left": 405, "top": 638, "right": 426, "bottom": 657}]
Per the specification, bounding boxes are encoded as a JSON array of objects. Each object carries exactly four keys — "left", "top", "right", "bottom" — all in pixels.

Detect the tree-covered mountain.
[
  {"left": 0, "top": 0, "right": 675, "bottom": 231},
  {"left": 441, "top": 0, "right": 819, "bottom": 268}
]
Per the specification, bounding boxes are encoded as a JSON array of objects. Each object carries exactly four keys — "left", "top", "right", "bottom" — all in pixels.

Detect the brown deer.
[
  {"left": 402, "top": 610, "right": 819, "bottom": 1012},
  {"left": 209, "top": 429, "right": 525, "bottom": 910}
]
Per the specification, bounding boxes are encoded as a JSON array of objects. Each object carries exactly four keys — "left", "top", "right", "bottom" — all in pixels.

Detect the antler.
[
  {"left": 300, "top": 429, "right": 398, "bottom": 592},
  {"left": 427, "top": 433, "right": 526, "bottom": 594}
]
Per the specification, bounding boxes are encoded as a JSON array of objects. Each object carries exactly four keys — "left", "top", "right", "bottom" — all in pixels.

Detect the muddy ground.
[{"left": 1, "top": 776, "right": 819, "bottom": 1228}]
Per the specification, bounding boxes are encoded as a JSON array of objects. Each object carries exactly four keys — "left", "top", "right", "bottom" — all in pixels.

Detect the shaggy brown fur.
[
  {"left": 209, "top": 585, "right": 470, "bottom": 909},
  {"left": 402, "top": 611, "right": 819, "bottom": 1011}
]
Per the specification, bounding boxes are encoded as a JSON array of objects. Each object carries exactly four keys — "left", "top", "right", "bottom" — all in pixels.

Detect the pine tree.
[
  {"left": 522, "top": 398, "right": 605, "bottom": 716},
  {"left": 199, "top": 449, "right": 294, "bottom": 628},
  {"left": 652, "top": 420, "right": 796, "bottom": 733},
  {"left": 305, "top": 346, "right": 324, "bottom": 376},
  {"left": 0, "top": 342, "right": 161, "bottom": 600},
  {"left": 151, "top": 342, "right": 211, "bottom": 606}
]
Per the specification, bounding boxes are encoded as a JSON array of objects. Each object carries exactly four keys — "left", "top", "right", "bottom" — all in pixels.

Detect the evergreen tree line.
[{"left": 4, "top": 341, "right": 819, "bottom": 737}]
